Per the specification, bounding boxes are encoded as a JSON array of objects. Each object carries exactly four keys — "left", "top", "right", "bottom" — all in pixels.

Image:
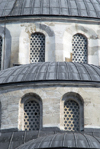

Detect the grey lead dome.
[
  {"left": 0, "top": 62, "right": 100, "bottom": 84},
  {"left": 1, "top": 0, "right": 100, "bottom": 19},
  {"left": 16, "top": 132, "right": 100, "bottom": 149}
]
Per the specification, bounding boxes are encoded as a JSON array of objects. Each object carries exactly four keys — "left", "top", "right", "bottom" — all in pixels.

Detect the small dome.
[
  {"left": 16, "top": 132, "right": 100, "bottom": 149},
  {"left": 0, "top": 0, "right": 100, "bottom": 19},
  {"left": 0, "top": 62, "right": 100, "bottom": 85}
]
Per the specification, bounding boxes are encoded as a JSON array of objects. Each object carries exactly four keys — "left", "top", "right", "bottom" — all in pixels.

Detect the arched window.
[
  {"left": 30, "top": 33, "right": 45, "bottom": 63},
  {"left": 24, "top": 100, "right": 40, "bottom": 131},
  {"left": 64, "top": 100, "right": 79, "bottom": 131},
  {"left": 72, "top": 34, "right": 87, "bottom": 63},
  {"left": 19, "top": 93, "right": 42, "bottom": 131},
  {"left": 0, "top": 37, "right": 2, "bottom": 69},
  {"left": 62, "top": 92, "right": 84, "bottom": 131}
]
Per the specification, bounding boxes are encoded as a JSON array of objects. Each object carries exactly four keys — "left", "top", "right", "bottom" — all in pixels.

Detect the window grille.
[
  {"left": 0, "top": 37, "right": 2, "bottom": 69},
  {"left": 30, "top": 33, "right": 45, "bottom": 63},
  {"left": 24, "top": 100, "right": 40, "bottom": 131},
  {"left": 72, "top": 34, "right": 87, "bottom": 63},
  {"left": 64, "top": 100, "right": 79, "bottom": 131}
]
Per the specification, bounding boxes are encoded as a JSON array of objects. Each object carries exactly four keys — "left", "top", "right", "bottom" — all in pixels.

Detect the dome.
[
  {"left": 0, "top": 62, "right": 100, "bottom": 85},
  {"left": 0, "top": 1, "right": 100, "bottom": 149},
  {"left": 1, "top": 0, "right": 100, "bottom": 19},
  {"left": 16, "top": 132, "right": 100, "bottom": 149}
]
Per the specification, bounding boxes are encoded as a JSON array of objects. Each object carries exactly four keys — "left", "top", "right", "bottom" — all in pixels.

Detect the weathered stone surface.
[
  {"left": 0, "top": 85, "right": 100, "bottom": 130},
  {"left": 0, "top": 20, "right": 100, "bottom": 67}
]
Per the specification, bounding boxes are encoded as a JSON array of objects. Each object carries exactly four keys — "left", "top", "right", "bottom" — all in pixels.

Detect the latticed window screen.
[
  {"left": 64, "top": 100, "right": 79, "bottom": 131},
  {"left": 24, "top": 100, "right": 40, "bottom": 131},
  {"left": 30, "top": 33, "right": 45, "bottom": 63},
  {"left": 0, "top": 37, "right": 2, "bottom": 69},
  {"left": 72, "top": 34, "right": 87, "bottom": 63}
]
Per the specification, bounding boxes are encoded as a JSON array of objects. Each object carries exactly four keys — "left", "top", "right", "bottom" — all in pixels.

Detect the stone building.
[{"left": 0, "top": 0, "right": 100, "bottom": 148}]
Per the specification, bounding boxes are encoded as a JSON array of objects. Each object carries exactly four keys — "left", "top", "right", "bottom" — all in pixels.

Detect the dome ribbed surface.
[
  {"left": 16, "top": 132, "right": 100, "bottom": 149},
  {"left": 1, "top": 0, "right": 100, "bottom": 19},
  {"left": 0, "top": 62, "right": 100, "bottom": 84}
]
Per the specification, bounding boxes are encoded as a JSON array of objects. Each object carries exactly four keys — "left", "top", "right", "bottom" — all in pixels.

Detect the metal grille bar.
[
  {"left": 30, "top": 33, "right": 45, "bottom": 63},
  {"left": 24, "top": 100, "right": 40, "bottom": 131},
  {"left": 0, "top": 37, "right": 2, "bottom": 69},
  {"left": 64, "top": 100, "right": 79, "bottom": 131}
]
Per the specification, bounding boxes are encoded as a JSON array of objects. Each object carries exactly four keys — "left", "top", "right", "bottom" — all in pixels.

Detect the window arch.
[
  {"left": 0, "top": 36, "right": 2, "bottom": 70},
  {"left": 30, "top": 33, "right": 45, "bottom": 63},
  {"left": 62, "top": 92, "right": 84, "bottom": 131},
  {"left": 19, "top": 93, "right": 42, "bottom": 131},
  {"left": 72, "top": 34, "right": 87, "bottom": 63}
]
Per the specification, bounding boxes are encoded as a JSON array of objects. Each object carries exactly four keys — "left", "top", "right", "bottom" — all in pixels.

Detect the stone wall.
[
  {"left": 0, "top": 83, "right": 100, "bottom": 131},
  {"left": 0, "top": 17, "right": 100, "bottom": 68}
]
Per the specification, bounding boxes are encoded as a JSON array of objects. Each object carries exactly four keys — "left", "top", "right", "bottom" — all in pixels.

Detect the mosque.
[{"left": 1, "top": 0, "right": 100, "bottom": 148}]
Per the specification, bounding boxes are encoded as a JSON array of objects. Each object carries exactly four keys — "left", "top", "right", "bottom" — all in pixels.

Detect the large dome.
[
  {"left": 0, "top": 62, "right": 100, "bottom": 85},
  {"left": 1, "top": 0, "right": 100, "bottom": 19},
  {"left": 16, "top": 132, "right": 100, "bottom": 149}
]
